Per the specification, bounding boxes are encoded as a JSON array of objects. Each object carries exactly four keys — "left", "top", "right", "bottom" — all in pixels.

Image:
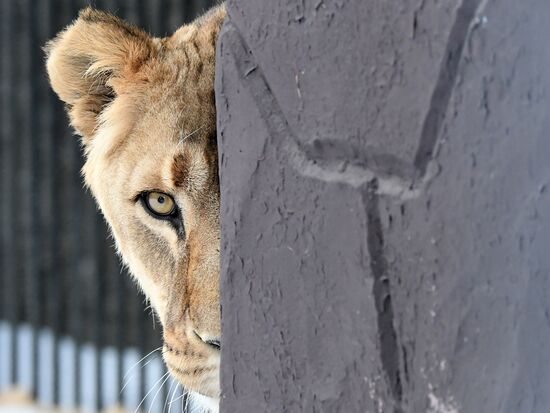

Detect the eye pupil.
[{"left": 158, "top": 196, "right": 165, "bottom": 204}]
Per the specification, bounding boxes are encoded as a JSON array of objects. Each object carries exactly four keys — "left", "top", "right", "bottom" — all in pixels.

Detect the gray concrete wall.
[{"left": 217, "top": 0, "right": 550, "bottom": 411}]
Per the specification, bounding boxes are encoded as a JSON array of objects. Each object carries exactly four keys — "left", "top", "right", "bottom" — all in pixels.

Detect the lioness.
[{"left": 45, "top": 5, "right": 225, "bottom": 412}]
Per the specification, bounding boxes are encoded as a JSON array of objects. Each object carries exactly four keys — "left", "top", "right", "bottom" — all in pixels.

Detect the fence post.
[{"left": 217, "top": 0, "right": 550, "bottom": 411}]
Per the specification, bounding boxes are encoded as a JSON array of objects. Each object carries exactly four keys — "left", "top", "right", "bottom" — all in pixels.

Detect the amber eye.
[{"left": 144, "top": 191, "right": 176, "bottom": 216}]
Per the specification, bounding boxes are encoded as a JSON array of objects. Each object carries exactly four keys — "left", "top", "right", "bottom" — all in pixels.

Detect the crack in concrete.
[
  {"left": 364, "top": 180, "right": 403, "bottom": 413},
  {"left": 302, "top": 138, "right": 417, "bottom": 180},
  {"left": 220, "top": 23, "right": 300, "bottom": 153},
  {"left": 292, "top": 146, "right": 423, "bottom": 199},
  {"left": 413, "top": 0, "right": 482, "bottom": 177}
]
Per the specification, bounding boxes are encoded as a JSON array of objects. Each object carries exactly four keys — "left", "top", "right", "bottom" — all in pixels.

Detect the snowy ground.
[
  {"left": 0, "top": 390, "right": 136, "bottom": 413},
  {"left": 0, "top": 390, "right": 44, "bottom": 413}
]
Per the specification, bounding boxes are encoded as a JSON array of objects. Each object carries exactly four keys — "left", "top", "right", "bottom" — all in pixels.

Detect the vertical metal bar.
[
  {"left": 187, "top": 0, "right": 199, "bottom": 21},
  {"left": 54, "top": 2, "right": 81, "bottom": 408},
  {"left": 64, "top": 0, "right": 85, "bottom": 407},
  {"left": 0, "top": 1, "right": 5, "bottom": 325},
  {"left": 72, "top": 243, "right": 82, "bottom": 412},
  {"left": 70, "top": 2, "right": 88, "bottom": 410},
  {"left": 48, "top": 0, "right": 72, "bottom": 403},
  {"left": 28, "top": 0, "right": 41, "bottom": 400},
  {"left": 94, "top": 212, "right": 106, "bottom": 411},
  {"left": 50, "top": 87, "right": 61, "bottom": 408},
  {"left": 44, "top": 0, "right": 56, "bottom": 406},
  {"left": 13, "top": 0, "right": 31, "bottom": 332},
  {"left": 0, "top": 0, "right": 13, "bottom": 312},
  {"left": 199, "top": 0, "right": 213, "bottom": 14},
  {"left": 0, "top": 1, "right": 17, "bottom": 391},
  {"left": 168, "top": 0, "right": 181, "bottom": 32},
  {"left": 34, "top": 0, "right": 55, "bottom": 406},
  {"left": 134, "top": 0, "right": 148, "bottom": 32},
  {"left": 157, "top": 0, "right": 167, "bottom": 36},
  {"left": 10, "top": 0, "right": 26, "bottom": 391}
]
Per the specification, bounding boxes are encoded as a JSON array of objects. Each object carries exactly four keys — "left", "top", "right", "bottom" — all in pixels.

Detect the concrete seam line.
[{"left": 413, "top": 0, "right": 483, "bottom": 177}]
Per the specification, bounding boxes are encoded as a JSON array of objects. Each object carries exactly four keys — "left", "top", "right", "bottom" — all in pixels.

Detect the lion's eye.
[{"left": 144, "top": 191, "right": 176, "bottom": 216}]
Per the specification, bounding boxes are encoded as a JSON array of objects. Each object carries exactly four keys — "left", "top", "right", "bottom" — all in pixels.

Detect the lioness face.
[{"left": 45, "top": 6, "right": 226, "bottom": 403}]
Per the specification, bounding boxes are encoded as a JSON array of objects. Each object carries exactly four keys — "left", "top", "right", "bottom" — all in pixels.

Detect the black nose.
[{"left": 205, "top": 339, "right": 221, "bottom": 350}]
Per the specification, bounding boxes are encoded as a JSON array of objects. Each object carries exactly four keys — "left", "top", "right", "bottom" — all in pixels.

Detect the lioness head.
[{"left": 45, "top": 5, "right": 226, "bottom": 407}]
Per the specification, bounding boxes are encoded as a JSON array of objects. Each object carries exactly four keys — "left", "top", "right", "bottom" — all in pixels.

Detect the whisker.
[
  {"left": 183, "top": 389, "right": 190, "bottom": 413},
  {"left": 134, "top": 371, "right": 170, "bottom": 413},
  {"left": 179, "top": 125, "right": 205, "bottom": 145},
  {"left": 170, "top": 383, "right": 182, "bottom": 413},
  {"left": 122, "top": 356, "right": 157, "bottom": 392},
  {"left": 121, "top": 347, "right": 162, "bottom": 388},
  {"left": 168, "top": 392, "right": 186, "bottom": 406},
  {"left": 148, "top": 372, "right": 171, "bottom": 413},
  {"left": 163, "top": 377, "right": 177, "bottom": 413},
  {"left": 121, "top": 347, "right": 163, "bottom": 394}
]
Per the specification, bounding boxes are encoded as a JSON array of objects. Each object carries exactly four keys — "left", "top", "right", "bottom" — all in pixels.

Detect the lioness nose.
[{"left": 194, "top": 330, "right": 221, "bottom": 350}]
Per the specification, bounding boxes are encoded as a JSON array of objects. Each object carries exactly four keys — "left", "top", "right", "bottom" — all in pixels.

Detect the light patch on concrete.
[{"left": 428, "top": 392, "right": 459, "bottom": 413}]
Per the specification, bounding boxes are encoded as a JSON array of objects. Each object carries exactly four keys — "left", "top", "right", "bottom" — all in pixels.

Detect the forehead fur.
[{"left": 81, "top": 11, "right": 222, "bottom": 185}]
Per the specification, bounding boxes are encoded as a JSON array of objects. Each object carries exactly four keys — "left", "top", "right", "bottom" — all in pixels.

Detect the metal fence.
[{"left": 0, "top": 1, "right": 215, "bottom": 411}]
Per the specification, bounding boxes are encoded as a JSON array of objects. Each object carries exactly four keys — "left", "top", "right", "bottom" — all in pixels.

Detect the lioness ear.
[{"left": 45, "top": 8, "right": 155, "bottom": 141}]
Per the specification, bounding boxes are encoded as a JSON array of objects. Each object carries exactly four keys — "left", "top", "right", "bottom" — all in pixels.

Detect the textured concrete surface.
[{"left": 217, "top": 0, "right": 550, "bottom": 411}]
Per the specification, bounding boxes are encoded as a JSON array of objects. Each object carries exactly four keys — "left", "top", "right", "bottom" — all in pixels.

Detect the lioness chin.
[{"left": 45, "top": 4, "right": 226, "bottom": 412}]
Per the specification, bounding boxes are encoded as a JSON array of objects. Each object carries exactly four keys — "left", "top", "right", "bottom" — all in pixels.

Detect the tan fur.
[{"left": 45, "top": 5, "right": 226, "bottom": 402}]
